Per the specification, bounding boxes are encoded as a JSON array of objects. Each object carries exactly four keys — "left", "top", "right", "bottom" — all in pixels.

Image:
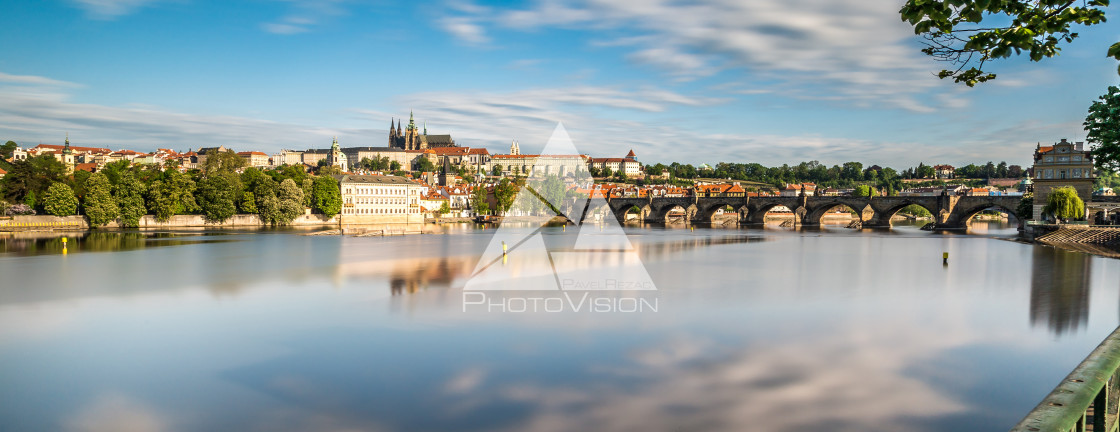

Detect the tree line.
[
  {"left": 0, "top": 150, "right": 342, "bottom": 227},
  {"left": 640, "top": 160, "right": 1025, "bottom": 192}
]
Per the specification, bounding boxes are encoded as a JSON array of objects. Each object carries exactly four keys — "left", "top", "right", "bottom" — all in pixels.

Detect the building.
[
  {"left": 492, "top": 154, "right": 589, "bottom": 177},
  {"left": 1032, "top": 139, "right": 1095, "bottom": 220},
  {"left": 337, "top": 175, "right": 425, "bottom": 224},
  {"left": 588, "top": 150, "right": 642, "bottom": 177},
  {"left": 195, "top": 146, "right": 233, "bottom": 168},
  {"left": 388, "top": 112, "right": 456, "bottom": 150},
  {"left": 326, "top": 137, "right": 348, "bottom": 172},
  {"left": 237, "top": 151, "right": 270, "bottom": 167},
  {"left": 934, "top": 164, "right": 955, "bottom": 179}
]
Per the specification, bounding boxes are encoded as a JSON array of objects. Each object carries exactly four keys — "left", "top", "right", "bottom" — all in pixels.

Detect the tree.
[
  {"left": 900, "top": 0, "right": 1113, "bottom": 86},
  {"left": 116, "top": 171, "right": 147, "bottom": 227},
  {"left": 438, "top": 201, "right": 451, "bottom": 215},
  {"left": 472, "top": 186, "right": 490, "bottom": 214},
  {"left": 300, "top": 178, "right": 314, "bottom": 208},
  {"left": 416, "top": 157, "right": 436, "bottom": 173},
  {"left": 311, "top": 176, "right": 342, "bottom": 218},
  {"left": 147, "top": 170, "right": 197, "bottom": 222},
  {"left": 196, "top": 173, "right": 239, "bottom": 222},
  {"left": 43, "top": 182, "right": 78, "bottom": 216},
  {"left": 277, "top": 179, "right": 305, "bottom": 224},
  {"left": 240, "top": 191, "right": 257, "bottom": 214},
  {"left": 1043, "top": 186, "right": 1086, "bottom": 221},
  {"left": 83, "top": 173, "right": 119, "bottom": 227},
  {"left": 201, "top": 150, "right": 246, "bottom": 174},
  {"left": 602, "top": 166, "right": 613, "bottom": 178},
  {"left": 495, "top": 178, "right": 518, "bottom": 214},
  {"left": 0, "top": 154, "right": 67, "bottom": 206},
  {"left": 853, "top": 185, "right": 877, "bottom": 197},
  {"left": 0, "top": 140, "right": 16, "bottom": 159},
  {"left": 492, "top": 164, "right": 502, "bottom": 177},
  {"left": 1085, "top": 85, "right": 1120, "bottom": 172},
  {"left": 390, "top": 160, "right": 401, "bottom": 171}
]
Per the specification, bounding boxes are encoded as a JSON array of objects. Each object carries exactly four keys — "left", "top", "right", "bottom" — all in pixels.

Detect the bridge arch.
[
  {"left": 803, "top": 201, "right": 865, "bottom": 226},
  {"left": 869, "top": 200, "right": 941, "bottom": 227},
  {"left": 955, "top": 203, "right": 1020, "bottom": 227},
  {"left": 746, "top": 202, "right": 803, "bottom": 226},
  {"left": 695, "top": 200, "right": 746, "bottom": 224}
]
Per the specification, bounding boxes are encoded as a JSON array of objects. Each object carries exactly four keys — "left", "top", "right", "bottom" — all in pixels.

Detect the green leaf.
[{"left": 1108, "top": 42, "right": 1120, "bottom": 59}]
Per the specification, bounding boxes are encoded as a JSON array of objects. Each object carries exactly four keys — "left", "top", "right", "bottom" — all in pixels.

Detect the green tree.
[
  {"left": 492, "top": 164, "right": 503, "bottom": 177},
  {"left": 147, "top": 170, "right": 197, "bottom": 222},
  {"left": 602, "top": 166, "right": 613, "bottom": 178},
  {"left": 0, "top": 140, "right": 16, "bottom": 159},
  {"left": 277, "top": 178, "right": 305, "bottom": 224},
  {"left": 311, "top": 176, "right": 342, "bottom": 218},
  {"left": 1085, "top": 85, "right": 1120, "bottom": 172},
  {"left": 416, "top": 157, "right": 436, "bottom": 173},
  {"left": 438, "top": 201, "right": 451, "bottom": 215},
  {"left": 472, "top": 186, "right": 490, "bottom": 214},
  {"left": 201, "top": 150, "right": 246, "bottom": 174},
  {"left": 116, "top": 172, "right": 147, "bottom": 227},
  {"left": 83, "top": 173, "right": 119, "bottom": 227},
  {"left": 900, "top": 0, "right": 1113, "bottom": 86},
  {"left": 1043, "top": 186, "right": 1086, "bottom": 221},
  {"left": 853, "top": 185, "right": 878, "bottom": 197},
  {"left": 0, "top": 154, "right": 67, "bottom": 206},
  {"left": 100, "top": 160, "right": 131, "bottom": 185},
  {"left": 240, "top": 191, "right": 257, "bottom": 214},
  {"left": 196, "top": 173, "right": 239, "bottom": 222},
  {"left": 495, "top": 178, "right": 518, "bottom": 214},
  {"left": 43, "top": 182, "right": 78, "bottom": 216},
  {"left": 300, "top": 178, "right": 314, "bottom": 208},
  {"left": 390, "top": 160, "right": 401, "bottom": 171}
]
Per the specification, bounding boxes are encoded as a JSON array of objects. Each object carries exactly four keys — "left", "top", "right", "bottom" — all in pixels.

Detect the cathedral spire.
[
  {"left": 423, "top": 120, "right": 427, "bottom": 135},
  {"left": 408, "top": 110, "right": 416, "bottom": 130},
  {"left": 63, "top": 133, "right": 72, "bottom": 155}
]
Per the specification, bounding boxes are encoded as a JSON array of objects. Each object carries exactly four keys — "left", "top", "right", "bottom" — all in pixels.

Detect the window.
[
  {"left": 1073, "top": 169, "right": 1082, "bottom": 178},
  {"left": 1044, "top": 156, "right": 1053, "bottom": 162},
  {"left": 1059, "top": 156, "right": 1069, "bottom": 162},
  {"left": 1045, "top": 169, "right": 1053, "bottom": 179},
  {"left": 1073, "top": 155, "right": 1082, "bottom": 161}
]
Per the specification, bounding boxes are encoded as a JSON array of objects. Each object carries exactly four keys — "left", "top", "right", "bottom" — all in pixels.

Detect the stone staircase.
[{"left": 1037, "top": 226, "right": 1120, "bottom": 248}]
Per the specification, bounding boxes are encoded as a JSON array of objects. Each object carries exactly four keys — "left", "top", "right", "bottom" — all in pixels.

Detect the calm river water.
[{"left": 1, "top": 222, "right": 1118, "bottom": 432}]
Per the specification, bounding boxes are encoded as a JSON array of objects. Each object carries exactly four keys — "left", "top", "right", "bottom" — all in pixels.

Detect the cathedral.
[{"left": 388, "top": 112, "right": 456, "bottom": 150}]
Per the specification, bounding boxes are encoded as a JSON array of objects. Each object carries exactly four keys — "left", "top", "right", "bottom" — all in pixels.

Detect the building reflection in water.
[{"left": 1030, "top": 247, "right": 1092, "bottom": 335}]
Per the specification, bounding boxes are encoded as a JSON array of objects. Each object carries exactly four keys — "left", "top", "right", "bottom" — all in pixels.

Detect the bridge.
[{"left": 576, "top": 193, "right": 1023, "bottom": 230}]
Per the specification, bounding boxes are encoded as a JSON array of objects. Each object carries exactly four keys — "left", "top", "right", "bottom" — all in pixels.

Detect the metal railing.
[{"left": 1012, "top": 325, "right": 1120, "bottom": 432}]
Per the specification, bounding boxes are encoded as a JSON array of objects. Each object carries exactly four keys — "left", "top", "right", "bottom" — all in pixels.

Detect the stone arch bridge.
[{"left": 577, "top": 194, "right": 1023, "bottom": 230}]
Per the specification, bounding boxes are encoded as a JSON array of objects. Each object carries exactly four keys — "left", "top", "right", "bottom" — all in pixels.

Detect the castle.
[{"left": 388, "top": 112, "right": 456, "bottom": 150}]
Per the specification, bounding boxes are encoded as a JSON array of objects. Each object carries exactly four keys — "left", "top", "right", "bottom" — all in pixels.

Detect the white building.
[{"left": 338, "top": 175, "right": 424, "bottom": 224}]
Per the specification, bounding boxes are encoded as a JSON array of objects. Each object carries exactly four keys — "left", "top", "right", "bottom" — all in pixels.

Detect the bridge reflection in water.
[{"left": 587, "top": 194, "right": 1023, "bottom": 229}]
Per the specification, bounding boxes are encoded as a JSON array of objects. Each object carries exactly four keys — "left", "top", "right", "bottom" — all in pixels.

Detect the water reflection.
[
  {"left": 1030, "top": 247, "right": 1092, "bottom": 335},
  {"left": 0, "top": 231, "right": 235, "bottom": 256}
]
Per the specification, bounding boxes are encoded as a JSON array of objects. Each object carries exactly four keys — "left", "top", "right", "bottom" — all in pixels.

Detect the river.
[{"left": 0, "top": 222, "right": 1117, "bottom": 431}]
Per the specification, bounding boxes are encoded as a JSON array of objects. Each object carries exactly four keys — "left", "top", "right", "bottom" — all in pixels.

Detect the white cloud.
[
  {"left": 70, "top": 0, "right": 160, "bottom": 19},
  {"left": 260, "top": 0, "right": 349, "bottom": 35},
  {"left": 0, "top": 71, "right": 1050, "bottom": 167},
  {"left": 438, "top": 0, "right": 954, "bottom": 111}
]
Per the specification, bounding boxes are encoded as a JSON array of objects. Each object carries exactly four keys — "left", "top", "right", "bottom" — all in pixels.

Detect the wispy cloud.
[
  {"left": 0, "top": 71, "right": 1050, "bottom": 167},
  {"left": 438, "top": 0, "right": 955, "bottom": 111},
  {"left": 70, "top": 0, "right": 161, "bottom": 19},
  {"left": 260, "top": 0, "right": 350, "bottom": 35}
]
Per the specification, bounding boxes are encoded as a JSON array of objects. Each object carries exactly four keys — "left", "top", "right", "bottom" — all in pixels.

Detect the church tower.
[
  {"left": 510, "top": 140, "right": 520, "bottom": 155},
  {"left": 404, "top": 111, "right": 421, "bottom": 150},
  {"left": 328, "top": 136, "right": 348, "bottom": 172}
]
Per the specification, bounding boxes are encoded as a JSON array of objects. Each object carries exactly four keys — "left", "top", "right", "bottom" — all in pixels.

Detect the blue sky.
[{"left": 1, "top": 0, "right": 1118, "bottom": 168}]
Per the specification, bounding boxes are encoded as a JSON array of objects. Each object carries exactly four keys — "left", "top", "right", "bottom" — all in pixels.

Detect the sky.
[{"left": 1, "top": 0, "right": 1118, "bottom": 169}]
